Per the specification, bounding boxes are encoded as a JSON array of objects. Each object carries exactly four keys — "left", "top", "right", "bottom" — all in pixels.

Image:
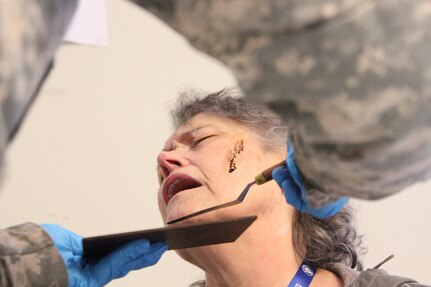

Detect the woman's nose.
[{"left": 157, "top": 151, "right": 189, "bottom": 178}]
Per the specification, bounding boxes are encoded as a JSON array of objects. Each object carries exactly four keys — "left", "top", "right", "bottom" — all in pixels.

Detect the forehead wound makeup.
[{"left": 228, "top": 140, "right": 244, "bottom": 173}]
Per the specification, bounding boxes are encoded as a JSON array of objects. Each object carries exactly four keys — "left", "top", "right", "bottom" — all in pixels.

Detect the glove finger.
[
  {"left": 271, "top": 165, "right": 290, "bottom": 185},
  {"left": 281, "top": 178, "right": 305, "bottom": 211},
  {"left": 93, "top": 239, "right": 165, "bottom": 285},
  {"left": 92, "top": 239, "right": 149, "bottom": 285},
  {"left": 70, "top": 235, "right": 84, "bottom": 256},
  {"left": 120, "top": 241, "right": 168, "bottom": 272}
]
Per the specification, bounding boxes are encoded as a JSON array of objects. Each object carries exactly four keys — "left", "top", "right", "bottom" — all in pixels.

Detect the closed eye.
[{"left": 191, "top": 135, "right": 214, "bottom": 149}]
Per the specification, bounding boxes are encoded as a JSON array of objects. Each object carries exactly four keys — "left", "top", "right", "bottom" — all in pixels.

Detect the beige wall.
[{"left": 0, "top": 0, "right": 429, "bottom": 285}]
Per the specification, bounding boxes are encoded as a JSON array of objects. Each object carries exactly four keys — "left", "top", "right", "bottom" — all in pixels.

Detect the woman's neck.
[{"left": 181, "top": 209, "right": 302, "bottom": 287}]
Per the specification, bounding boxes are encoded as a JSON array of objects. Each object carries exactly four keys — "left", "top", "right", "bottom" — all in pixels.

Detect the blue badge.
[{"left": 287, "top": 261, "right": 317, "bottom": 287}]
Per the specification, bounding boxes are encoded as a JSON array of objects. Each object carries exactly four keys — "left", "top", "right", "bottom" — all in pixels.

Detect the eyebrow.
[{"left": 163, "top": 125, "right": 213, "bottom": 151}]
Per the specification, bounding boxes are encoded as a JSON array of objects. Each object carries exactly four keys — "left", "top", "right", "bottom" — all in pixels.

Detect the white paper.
[{"left": 64, "top": 0, "right": 108, "bottom": 47}]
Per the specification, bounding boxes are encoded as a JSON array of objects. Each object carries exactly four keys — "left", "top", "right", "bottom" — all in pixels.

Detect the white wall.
[{"left": 0, "top": 0, "right": 429, "bottom": 285}]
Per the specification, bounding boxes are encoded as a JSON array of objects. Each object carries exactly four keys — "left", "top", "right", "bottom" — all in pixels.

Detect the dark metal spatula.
[{"left": 167, "top": 160, "right": 285, "bottom": 224}]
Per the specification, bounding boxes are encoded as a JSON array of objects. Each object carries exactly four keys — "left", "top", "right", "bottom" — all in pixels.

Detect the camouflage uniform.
[
  {"left": 0, "top": 0, "right": 430, "bottom": 285},
  {"left": 131, "top": 0, "right": 431, "bottom": 206},
  {"left": 0, "top": 0, "right": 77, "bottom": 161},
  {"left": 0, "top": 223, "right": 67, "bottom": 286},
  {"left": 0, "top": 1, "right": 76, "bottom": 286}
]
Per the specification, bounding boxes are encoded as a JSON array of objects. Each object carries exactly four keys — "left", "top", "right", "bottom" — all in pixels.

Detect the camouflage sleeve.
[
  {"left": 130, "top": 0, "right": 431, "bottom": 206},
  {"left": 0, "top": 223, "right": 68, "bottom": 287},
  {"left": 0, "top": 0, "right": 77, "bottom": 170},
  {"left": 348, "top": 269, "right": 420, "bottom": 287}
]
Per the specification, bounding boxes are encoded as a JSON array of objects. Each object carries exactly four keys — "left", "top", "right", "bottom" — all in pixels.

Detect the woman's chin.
[
  {"left": 165, "top": 210, "right": 214, "bottom": 226},
  {"left": 165, "top": 205, "right": 202, "bottom": 225},
  {"left": 164, "top": 195, "right": 249, "bottom": 225},
  {"left": 164, "top": 197, "right": 219, "bottom": 224}
]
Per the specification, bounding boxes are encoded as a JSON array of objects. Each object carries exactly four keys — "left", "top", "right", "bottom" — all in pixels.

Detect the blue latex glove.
[
  {"left": 41, "top": 224, "right": 168, "bottom": 287},
  {"left": 272, "top": 143, "right": 348, "bottom": 218}
]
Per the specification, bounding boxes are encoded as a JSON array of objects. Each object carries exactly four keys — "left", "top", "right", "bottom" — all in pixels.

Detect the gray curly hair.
[{"left": 171, "top": 89, "right": 363, "bottom": 274}]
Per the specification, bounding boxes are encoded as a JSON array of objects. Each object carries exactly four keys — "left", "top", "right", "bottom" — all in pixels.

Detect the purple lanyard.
[{"left": 287, "top": 261, "right": 317, "bottom": 287}]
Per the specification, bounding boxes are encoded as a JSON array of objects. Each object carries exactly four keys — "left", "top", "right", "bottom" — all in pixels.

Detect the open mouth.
[{"left": 163, "top": 173, "right": 203, "bottom": 205}]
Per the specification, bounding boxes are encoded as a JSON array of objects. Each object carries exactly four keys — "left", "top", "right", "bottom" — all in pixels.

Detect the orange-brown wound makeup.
[{"left": 228, "top": 140, "right": 244, "bottom": 173}]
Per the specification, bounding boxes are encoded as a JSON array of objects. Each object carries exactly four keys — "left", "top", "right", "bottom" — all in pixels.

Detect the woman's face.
[{"left": 157, "top": 113, "right": 285, "bottom": 225}]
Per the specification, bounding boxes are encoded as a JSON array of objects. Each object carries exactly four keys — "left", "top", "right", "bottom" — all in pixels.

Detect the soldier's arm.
[
  {"left": 0, "top": 0, "right": 77, "bottom": 144},
  {"left": 130, "top": 0, "right": 431, "bottom": 206},
  {"left": 0, "top": 223, "right": 68, "bottom": 287}
]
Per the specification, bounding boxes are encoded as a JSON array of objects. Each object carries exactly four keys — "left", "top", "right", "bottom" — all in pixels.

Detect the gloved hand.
[
  {"left": 272, "top": 143, "right": 348, "bottom": 218},
  {"left": 41, "top": 224, "right": 168, "bottom": 287}
]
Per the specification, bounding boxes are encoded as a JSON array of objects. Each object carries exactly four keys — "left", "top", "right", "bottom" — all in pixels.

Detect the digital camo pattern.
[
  {"left": 0, "top": 223, "right": 67, "bottom": 287},
  {"left": 0, "top": 0, "right": 77, "bottom": 177},
  {"left": 132, "top": 0, "right": 431, "bottom": 205},
  {"left": 0, "top": 1, "right": 76, "bottom": 285},
  {"left": 348, "top": 268, "right": 419, "bottom": 287}
]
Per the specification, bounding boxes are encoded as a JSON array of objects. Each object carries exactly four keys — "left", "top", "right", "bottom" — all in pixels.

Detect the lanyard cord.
[{"left": 287, "top": 261, "right": 317, "bottom": 287}]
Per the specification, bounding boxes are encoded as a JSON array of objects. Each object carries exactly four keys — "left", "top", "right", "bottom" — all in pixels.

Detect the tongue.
[{"left": 169, "top": 178, "right": 201, "bottom": 198}]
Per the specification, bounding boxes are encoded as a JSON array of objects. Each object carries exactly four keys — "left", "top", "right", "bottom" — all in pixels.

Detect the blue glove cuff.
[
  {"left": 281, "top": 141, "right": 348, "bottom": 218},
  {"left": 286, "top": 142, "right": 304, "bottom": 189}
]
